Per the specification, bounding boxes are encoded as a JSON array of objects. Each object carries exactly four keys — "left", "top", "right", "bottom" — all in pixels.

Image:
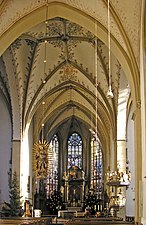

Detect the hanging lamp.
[
  {"left": 32, "top": 1, "right": 49, "bottom": 180},
  {"left": 89, "top": 20, "right": 98, "bottom": 140},
  {"left": 107, "top": 0, "right": 114, "bottom": 98}
]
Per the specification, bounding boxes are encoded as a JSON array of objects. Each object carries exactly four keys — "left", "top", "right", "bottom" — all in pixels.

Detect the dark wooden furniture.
[{"left": 0, "top": 217, "right": 52, "bottom": 225}]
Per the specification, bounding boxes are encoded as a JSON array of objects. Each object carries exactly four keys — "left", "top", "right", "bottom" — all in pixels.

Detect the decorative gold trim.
[{"left": 32, "top": 139, "right": 49, "bottom": 179}]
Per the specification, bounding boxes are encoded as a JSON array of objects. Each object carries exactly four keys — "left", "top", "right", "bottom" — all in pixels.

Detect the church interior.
[{"left": 0, "top": 0, "right": 146, "bottom": 225}]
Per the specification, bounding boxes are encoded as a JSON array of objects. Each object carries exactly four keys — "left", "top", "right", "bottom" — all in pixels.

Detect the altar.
[
  {"left": 62, "top": 166, "right": 86, "bottom": 208},
  {"left": 58, "top": 209, "right": 78, "bottom": 219}
]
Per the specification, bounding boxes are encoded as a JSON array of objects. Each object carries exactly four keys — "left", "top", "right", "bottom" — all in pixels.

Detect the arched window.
[
  {"left": 67, "top": 133, "right": 82, "bottom": 169},
  {"left": 47, "top": 134, "right": 59, "bottom": 196},
  {"left": 91, "top": 137, "right": 103, "bottom": 195}
]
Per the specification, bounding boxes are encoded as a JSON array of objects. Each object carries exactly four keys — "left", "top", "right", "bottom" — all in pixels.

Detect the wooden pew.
[
  {"left": 0, "top": 217, "right": 52, "bottom": 225},
  {"left": 73, "top": 217, "right": 123, "bottom": 221},
  {"left": 65, "top": 222, "right": 133, "bottom": 225},
  {"left": 64, "top": 217, "right": 134, "bottom": 225}
]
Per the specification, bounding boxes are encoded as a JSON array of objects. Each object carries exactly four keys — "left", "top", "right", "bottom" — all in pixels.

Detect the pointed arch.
[{"left": 67, "top": 132, "right": 83, "bottom": 169}]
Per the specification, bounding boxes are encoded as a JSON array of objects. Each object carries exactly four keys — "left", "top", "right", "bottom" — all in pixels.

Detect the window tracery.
[
  {"left": 67, "top": 133, "right": 82, "bottom": 169},
  {"left": 47, "top": 134, "right": 59, "bottom": 196},
  {"left": 91, "top": 137, "right": 103, "bottom": 195}
]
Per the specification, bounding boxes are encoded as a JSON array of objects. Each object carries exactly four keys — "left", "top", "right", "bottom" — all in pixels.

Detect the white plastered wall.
[{"left": 0, "top": 93, "right": 11, "bottom": 206}]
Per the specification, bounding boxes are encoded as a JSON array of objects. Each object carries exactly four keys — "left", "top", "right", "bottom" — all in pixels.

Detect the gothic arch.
[{"left": 0, "top": 2, "right": 139, "bottom": 110}]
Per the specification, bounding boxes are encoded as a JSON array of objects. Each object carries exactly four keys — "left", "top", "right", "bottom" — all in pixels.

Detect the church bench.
[
  {"left": 65, "top": 223, "right": 133, "bottom": 225},
  {"left": 0, "top": 220, "right": 37, "bottom": 225},
  {"left": 0, "top": 217, "right": 52, "bottom": 225},
  {"left": 65, "top": 221, "right": 134, "bottom": 225},
  {"left": 73, "top": 217, "right": 123, "bottom": 221}
]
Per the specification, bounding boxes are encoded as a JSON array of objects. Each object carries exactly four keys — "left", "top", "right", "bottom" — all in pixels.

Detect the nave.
[{"left": 0, "top": 0, "right": 145, "bottom": 224}]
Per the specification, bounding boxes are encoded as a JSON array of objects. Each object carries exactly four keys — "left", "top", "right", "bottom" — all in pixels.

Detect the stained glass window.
[
  {"left": 67, "top": 133, "right": 82, "bottom": 169},
  {"left": 47, "top": 134, "right": 59, "bottom": 196},
  {"left": 91, "top": 137, "right": 103, "bottom": 196}
]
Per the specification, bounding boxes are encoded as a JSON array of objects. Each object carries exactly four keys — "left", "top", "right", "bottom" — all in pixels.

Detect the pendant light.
[
  {"left": 107, "top": 0, "right": 114, "bottom": 98},
  {"left": 32, "top": 1, "right": 49, "bottom": 180}
]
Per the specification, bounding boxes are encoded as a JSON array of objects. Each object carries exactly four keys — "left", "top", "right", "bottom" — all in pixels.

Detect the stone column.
[
  {"left": 117, "top": 140, "right": 126, "bottom": 171},
  {"left": 12, "top": 140, "right": 21, "bottom": 179},
  {"left": 133, "top": 104, "right": 142, "bottom": 224},
  {"left": 140, "top": 1, "right": 146, "bottom": 224},
  {"left": 109, "top": 129, "right": 117, "bottom": 171}
]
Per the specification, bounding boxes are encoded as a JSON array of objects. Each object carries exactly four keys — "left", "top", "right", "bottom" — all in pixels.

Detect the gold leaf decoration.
[{"left": 32, "top": 139, "right": 49, "bottom": 179}]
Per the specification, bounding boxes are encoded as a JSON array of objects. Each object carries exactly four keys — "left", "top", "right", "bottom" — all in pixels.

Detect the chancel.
[{"left": 0, "top": 1, "right": 146, "bottom": 225}]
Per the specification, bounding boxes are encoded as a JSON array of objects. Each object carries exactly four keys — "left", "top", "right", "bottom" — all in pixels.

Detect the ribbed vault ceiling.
[
  {"left": 2, "top": 17, "right": 127, "bottom": 146},
  {"left": 0, "top": 0, "right": 140, "bottom": 152}
]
